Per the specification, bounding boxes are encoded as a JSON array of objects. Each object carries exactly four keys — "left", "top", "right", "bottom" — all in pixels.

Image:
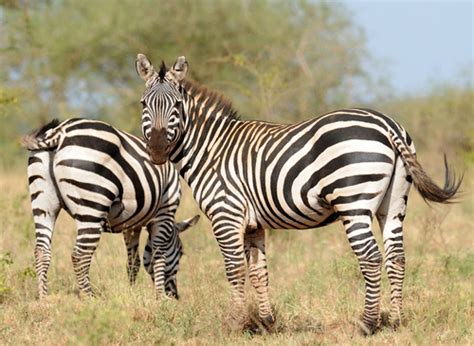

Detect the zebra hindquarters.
[
  {"left": 28, "top": 152, "right": 61, "bottom": 299},
  {"left": 376, "top": 155, "right": 411, "bottom": 329},
  {"left": 326, "top": 155, "right": 395, "bottom": 334}
]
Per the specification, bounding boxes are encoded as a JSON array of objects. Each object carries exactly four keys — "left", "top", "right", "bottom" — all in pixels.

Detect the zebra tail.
[
  {"left": 21, "top": 119, "right": 61, "bottom": 151},
  {"left": 388, "top": 130, "right": 463, "bottom": 204}
]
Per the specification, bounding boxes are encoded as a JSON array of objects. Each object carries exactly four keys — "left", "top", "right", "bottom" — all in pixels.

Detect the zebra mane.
[
  {"left": 182, "top": 80, "right": 239, "bottom": 121},
  {"left": 158, "top": 61, "right": 167, "bottom": 82}
]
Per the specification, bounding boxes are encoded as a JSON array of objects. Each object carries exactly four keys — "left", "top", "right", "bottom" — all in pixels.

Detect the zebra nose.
[{"left": 147, "top": 127, "right": 170, "bottom": 164}]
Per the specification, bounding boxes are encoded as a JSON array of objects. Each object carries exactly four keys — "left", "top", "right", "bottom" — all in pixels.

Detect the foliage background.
[{"left": 0, "top": 0, "right": 472, "bottom": 344}]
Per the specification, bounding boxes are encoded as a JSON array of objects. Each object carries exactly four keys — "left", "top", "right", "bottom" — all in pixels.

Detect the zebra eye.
[{"left": 140, "top": 100, "right": 146, "bottom": 107}]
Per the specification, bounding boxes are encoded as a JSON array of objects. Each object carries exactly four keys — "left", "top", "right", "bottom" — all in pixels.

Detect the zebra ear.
[
  {"left": 169, "top": 56, "right": 188, "bottom": 83},
  {"left": 175, "top": 215, "right": 200, "bottom": 233},
  {"left": 136, "top": 53, "right": 157, "bottom": 83}
]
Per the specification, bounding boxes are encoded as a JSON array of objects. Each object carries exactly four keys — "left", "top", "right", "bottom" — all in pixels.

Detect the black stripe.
[
  {"left": 67, "top": 195, "right": 110, "bottom": 213},
  {"left": 346, "top": 222, "right": 370, "bottom": 234},
  {"left": 30, "top": 191, "right": 43, "bottom": 201},
  {"left": 331, "top": 192, "right": 381, "bottom": 206},
  {"left": 320, "top": 174, "right": 387, "bottom": 198},
  {"left": 28, "top": 156, "right": 42, "bottom": 165},
  {"left": 74, "top": 214, "right": 104, "bottom": 223},
  {"left": 337, "top": 209, "right": 373, "bottom": 218},
  {"left": 29, "top": 175, "right": 44, "bottom": 185},
  {"left": 32, "top": 208, "right": 46, "bottom": 217},
  {"left": 34, "top": 223, "right": 49, "bottom": 230},
  {"left": 59, "top": 178, "right": 116, "bottom": 201},
  {"left": 78, "top": 228, "right": 101, "bottom": 236}
]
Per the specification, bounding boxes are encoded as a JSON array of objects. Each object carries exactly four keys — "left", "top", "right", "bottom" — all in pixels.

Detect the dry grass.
[{"left": 0, "top": 165, "right": 472, "bottom": 345}]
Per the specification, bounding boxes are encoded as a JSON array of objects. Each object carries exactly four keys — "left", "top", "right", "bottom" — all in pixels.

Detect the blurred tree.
[
  {"left": 1, "top": 0, "right": 367, "bottom": 133},
  {"left": 3, "top": 0, "right": 470, "bottom": 170}
]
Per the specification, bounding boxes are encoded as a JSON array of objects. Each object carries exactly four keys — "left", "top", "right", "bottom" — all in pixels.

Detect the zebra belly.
[{"left": 250, "top": 194, "right": 335, "bottom": 230}]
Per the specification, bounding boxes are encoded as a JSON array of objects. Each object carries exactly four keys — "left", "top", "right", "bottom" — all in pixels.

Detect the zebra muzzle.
[{"left": 147, "top": 127, "right": 170, "bottom": 165}]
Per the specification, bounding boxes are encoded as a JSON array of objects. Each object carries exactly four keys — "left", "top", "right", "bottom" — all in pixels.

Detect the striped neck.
[{"left": 169, "top": 81, "right": 242, "bottom": 175}]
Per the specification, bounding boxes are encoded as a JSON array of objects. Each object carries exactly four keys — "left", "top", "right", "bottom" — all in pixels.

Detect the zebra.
[
  {"left": 134, "top": 54, "right": 461, "bottom": 334},
  {"left": 22, "top": 118, "right": 199, "bottom": 300}
]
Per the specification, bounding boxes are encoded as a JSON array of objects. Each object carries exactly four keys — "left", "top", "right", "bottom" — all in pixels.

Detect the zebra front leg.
[
  {"left": 123, "top": 228, "right": 141, "bottom": 285},
  {"left": 244, "top": 227, "right": 274, "bottom": 332},
  {"left": 341, "top": 214, "right": 382, "bottom": 334},
  {"left": 152, "top": 252, "right": 166, "bottom": 298},
  {"left": 71, "top": 223, "right": 102, "bottom": 297},
  {"left": 214, "top": 220, "right": 248, "bottom": 331},
  {"left": 146, "top": 221, "right": 169, "bottom": 298}
]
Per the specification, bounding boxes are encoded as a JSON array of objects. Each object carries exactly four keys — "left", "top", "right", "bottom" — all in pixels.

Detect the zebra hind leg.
[
  {"left": 33, "top": 205, "right": 60, "bottom": 300},
  {"left": 340, "top": 213, "right": 382, "bottom": 335},
  {"left": 28, "top": 151, "right": 61, "bottom": 299},
  {"left": 71, "top": 220, "right": 103, "bottom": 297},
  {"left": 376, "top": 157, "right": 411, "bottom": 329},
  {"left": 123, "top": 228, "right": 141, "bottom": 285},
  {"left": 244, "top": 227, "right": 275, "bottom": 333}
]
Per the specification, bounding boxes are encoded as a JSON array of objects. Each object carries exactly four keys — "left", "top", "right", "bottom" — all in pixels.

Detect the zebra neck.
[{"left": 172, "top": 112, "right": 241, "bottom": 212}]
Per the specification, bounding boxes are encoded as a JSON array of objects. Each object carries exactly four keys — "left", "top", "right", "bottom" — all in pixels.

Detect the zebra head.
[
  {"left": 164, "top": 214, "right": 200, "bottom": 299},
  {"left": 136, "top": 54, "right": 188, "bottom": 165}
]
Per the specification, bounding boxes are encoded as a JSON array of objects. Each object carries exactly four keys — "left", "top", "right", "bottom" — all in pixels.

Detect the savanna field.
[
  {"left": 1, "top": 2, "right": 473, "bottom": 344},
  {"left": 0, "top": 152, "right": 472, "bottom": 344}
]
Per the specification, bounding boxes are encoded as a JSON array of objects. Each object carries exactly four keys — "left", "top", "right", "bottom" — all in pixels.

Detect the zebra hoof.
[
  {"left": 388, "top": 315, "right": 404, "bottom": 331},
  {"left": 356, "top": 317, "right": 380, "bottom": 336},
  {"left": 379, "top": 310, "right": 404, "bottom": 331},
  {"left": 260, "top": 314, "right": 276, "bottom": 333},
  {"left": 224, "top": 313, "right": 250, "bottom": 333},
  {"left": 244, "top": 314, "right": 276, "bottom": 335}
]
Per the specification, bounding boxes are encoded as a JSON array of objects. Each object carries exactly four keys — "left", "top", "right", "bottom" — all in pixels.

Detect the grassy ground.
[{"left": 0, "top": 161, "right": 472, "bottom": 345}]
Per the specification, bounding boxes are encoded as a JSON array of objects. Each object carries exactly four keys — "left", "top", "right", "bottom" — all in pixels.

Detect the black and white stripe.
[
  {"left": 136, "top": 55, "right": 461, "bottom": 333},
  {"left": 23, "top": 118, "right": 199, "bottom": 299}
]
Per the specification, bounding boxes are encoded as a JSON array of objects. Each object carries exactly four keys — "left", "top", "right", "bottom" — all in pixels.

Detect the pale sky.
[{"left": 343, "top": 0, "right": 473, "bottom": 94}]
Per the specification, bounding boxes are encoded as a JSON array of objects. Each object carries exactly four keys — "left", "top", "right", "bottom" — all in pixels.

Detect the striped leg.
[
  {"left": 214, "top": 216, "right": 247, "bottom": 330},
  {"left": 244, "top": 228, "right": 274, "bottom": 330},
  {"left": 28, "top": 152, "right": 61, "bottom": 299},
  {"left": 71, "top": 222, "right": 102, "bottom": 297},
  {"left": 377, "top": 158, "right": 411, "bottom": 328},
  {"left": 123, "top": 228, "right": 141, "bottom": 285},
  {"left": 341, "top": 214, "right": 382, "bottom": 334},
  {"left": 146, "top": 220, "right": 173, "bottom": 298},
  {"left": 33, "top": 206, "right": 60, "bottom": 300}
]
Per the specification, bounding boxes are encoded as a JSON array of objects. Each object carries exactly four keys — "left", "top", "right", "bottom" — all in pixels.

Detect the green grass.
[{"left": 0, "top": 168, "right": 473, "bottom": 345}]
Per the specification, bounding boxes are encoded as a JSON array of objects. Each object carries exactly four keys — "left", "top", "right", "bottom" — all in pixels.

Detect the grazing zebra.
[
  {"left": 135, "top": 54, "right": 461, "bottom": 334},
  {"left": 22, "top": 118, "right": 199, "bottom": 299}
]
